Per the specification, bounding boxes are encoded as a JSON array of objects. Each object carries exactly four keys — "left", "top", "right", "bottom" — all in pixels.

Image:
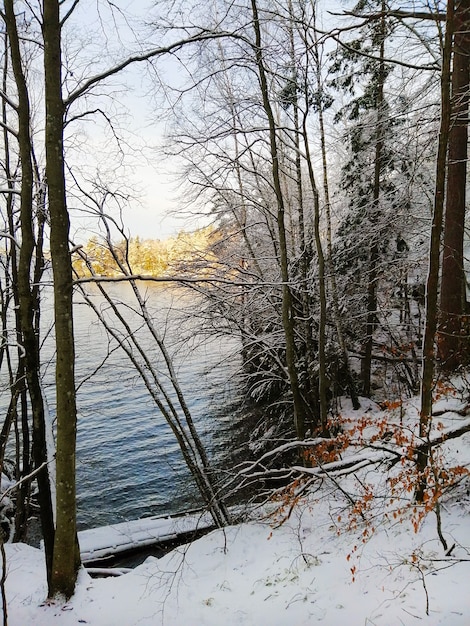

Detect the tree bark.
[
  {"left": 43, "top": 0, "right": 80, "bottom": 599},
  {"left": 438, "top": 0, "right": 470, "bottom": 370},
  {"left": 285, "top": 0, "right": 321, "bottom": 432},
  {"left": 310, "top": 5, "right": 360, "bottom": 411},
  {"left": 416, "top": 0, "right": 454, "bottom": 502},
  {"left": 250, "top": 0, "right": 306, "bottom": 439},
  {"left": 4, "top": 0, "right": 55, "bottom": 584},
  {"left": 300, "top": 101, "right": 328, "bottom": 433},
  {"left": 362, "top": 2, "right": 386, "bottom": 397}
]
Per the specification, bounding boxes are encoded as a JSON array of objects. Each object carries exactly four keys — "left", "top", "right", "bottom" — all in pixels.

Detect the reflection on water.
[{"left": 10, "top": 282, "right": 242, "bottom": 530}]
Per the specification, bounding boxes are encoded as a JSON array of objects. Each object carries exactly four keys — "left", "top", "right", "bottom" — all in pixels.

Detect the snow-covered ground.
[{"left": 3, "top": 390, "right": 470, "bottom": 625}]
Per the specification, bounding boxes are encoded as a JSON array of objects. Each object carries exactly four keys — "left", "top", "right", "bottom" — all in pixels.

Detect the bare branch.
[
  {"left": 330, "top": 33, "right": 440, "bottom": 71},
  {"left": 0, "top": 118, "right": 18, "bottom": 137},
  {"left": 65, "top": 30, "right": 245, "bottom": 109},
  {"left": 0, "top": 461, "right": 49, "bottom": 502},
  {"left": 415, "top": 417, "right": 470, "bottom": 451},
  {"left": 73, "top": 273, "right": 287, "bottom": 288},
  {"left": 60, "top": 0, "right": 81, "bottom": 27},
  {"left": 0, "top": 231, "right": 20, "bottom": 247},
  {"left": 333, "top": 9, "right": 446, "bottom": 23},
  {"left": 0, "top": 88, "right": 18, "bottom": 110}
]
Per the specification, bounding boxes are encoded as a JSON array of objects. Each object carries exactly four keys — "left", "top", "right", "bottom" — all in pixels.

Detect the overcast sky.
[
  {"left": 62, "top": 0, "right": 188, "bottom": 242},
  {"left": 64, "top": 0, "right": 346, "bottom": 243}
]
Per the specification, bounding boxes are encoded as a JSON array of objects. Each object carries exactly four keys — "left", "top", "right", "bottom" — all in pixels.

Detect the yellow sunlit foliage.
[{"left": 72, "top": 226, "right": 219, "bottom": 278}]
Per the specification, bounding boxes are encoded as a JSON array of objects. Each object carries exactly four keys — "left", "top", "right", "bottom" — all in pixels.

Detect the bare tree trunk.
[
  {"left": 0, "top": 26, "right": 29, "bottom": 542},
  {"left": 285, "top": 0, "right": 320, "bottom": 431},
  {"left": 298, "top": 94, "right": 328, "bottom": 433},
  {"left": 250, "top": 0, "right": 306, "bottom": 439},
  {"left": 310, "top": 5, "right": 360, "bottom": 410},
  {"left": 4, "top": 0, "right": 55, "bottom": 581},
  {"left": 308, "top": 160, "right": 328, "bottom": 434},
  {"left": 416, "top": 0, "right": 454, "bottom": 502},
  {"left": 438, "top": 0, "right": 470, "bottom": 370},
  {"left": 43, "top": 0, "right": 80, "bottom": 599},
  {"left": 0, "top": 540, "right": 7, "bottom": 626},
  {"left": 362, "top": 3, "right": 386, "bottom": 397}
]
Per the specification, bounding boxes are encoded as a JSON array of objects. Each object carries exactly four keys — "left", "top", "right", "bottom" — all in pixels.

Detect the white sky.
[
  {"left": 62, "top": 0, "right": 347, "bottom": 242},
  {"left": 62, "top": 0, "right": 188, "bottom": 242},
  {"left": 62, "top": 0, "right": 430, "bottom": 242}
]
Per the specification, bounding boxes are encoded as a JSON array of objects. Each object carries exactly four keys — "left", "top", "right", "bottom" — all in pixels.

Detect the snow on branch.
[{"left": 292, "top": 418, "right": 470, "bottom": 479}]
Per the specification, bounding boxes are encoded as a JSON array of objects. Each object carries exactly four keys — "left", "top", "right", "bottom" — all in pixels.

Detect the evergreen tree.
[{"left": 330, "top": 0, "right": 434, "bottom": 395}]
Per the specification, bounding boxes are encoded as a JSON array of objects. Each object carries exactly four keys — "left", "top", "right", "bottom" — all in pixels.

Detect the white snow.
[
  {"left": 78, "top": 510, "right": 214, "bottom": 563},
  {"left": 2, "top": 394, "right": 470, "bottom": 625},
  {"left": 0, "top": 474, "right": 14, "bottom": 492}
]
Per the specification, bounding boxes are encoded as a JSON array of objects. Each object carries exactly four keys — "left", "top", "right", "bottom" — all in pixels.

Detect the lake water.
[{"left": 37, "top": 282, "right": 243, "bottom": 530}]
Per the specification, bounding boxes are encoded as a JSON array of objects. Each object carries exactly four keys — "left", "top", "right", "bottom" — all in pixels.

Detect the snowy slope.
[{"left": 2, "top": 393, "right": 470, "bottom": 625}]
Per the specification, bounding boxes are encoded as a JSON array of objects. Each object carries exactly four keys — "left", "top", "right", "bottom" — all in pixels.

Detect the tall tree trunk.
[
  {"left": 286, "top": 0, "right": 320, "bottom": 431},
  {"left": 43, "top": 0, "right": 80, "bottom": 599},
  {"left": 362, "top": 3, "right": 386, "bottom": 397},
  {"left": 298, "top": 75, "right": 328, "bottom": 432},
  {"left": 438, "top": 0, "right": 470, "bottom": 370},
  {"left": 416, "top": 0, "right": 454, "bottom": 502},
  {"left": 4, "top": 0, "right": 55, "bottom": 581},
  {"left": 303, "top": 139, "right": 328, "bottom": 434},
  {"left": 310, "top": 4, "right": 360, "bottom": 410},
  {"left": 0, "top": 26, "right": 27, "bottom": 542},
  {"left": 250, "top": 0, "right": 306, "bottom": 439}
]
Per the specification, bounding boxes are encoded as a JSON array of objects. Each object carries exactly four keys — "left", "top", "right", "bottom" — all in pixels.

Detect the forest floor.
[{"left": 3, "top": 383, "right": 470, "bottom": 625}]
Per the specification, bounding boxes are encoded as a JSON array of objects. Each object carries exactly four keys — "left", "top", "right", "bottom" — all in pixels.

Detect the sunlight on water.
[{"left": 4, "top": 283, "right": 242, "bottom": 530}]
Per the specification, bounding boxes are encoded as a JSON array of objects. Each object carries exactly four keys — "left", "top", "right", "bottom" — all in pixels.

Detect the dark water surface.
[{"left": 40, "top": 283, "right": 242, "bottom": 530}]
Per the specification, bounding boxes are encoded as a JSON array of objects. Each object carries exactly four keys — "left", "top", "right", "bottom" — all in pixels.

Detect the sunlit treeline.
[{"left": 72, "top": 226, "right": 217, "bottom": 277}]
